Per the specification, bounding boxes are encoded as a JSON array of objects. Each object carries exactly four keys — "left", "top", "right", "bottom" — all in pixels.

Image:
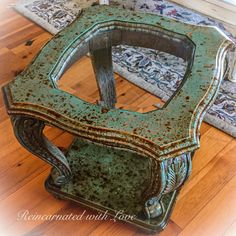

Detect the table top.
[{"left": 3, "top": 5, "right": 234, "bottom": 160}]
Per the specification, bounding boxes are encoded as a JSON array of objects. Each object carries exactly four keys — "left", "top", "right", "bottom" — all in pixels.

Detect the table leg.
[
  {"left": 89, "top": 33, "right": 117, "bottom": 109},
  {"left": 11, "top": 116, "right": 72, "bottom": 186},
  {"left": 143, "top": 153, "right": 192, "bottom": 219}
]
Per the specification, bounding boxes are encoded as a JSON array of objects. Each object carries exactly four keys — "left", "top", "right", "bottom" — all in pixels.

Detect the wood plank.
[
  {"left": 171, "top": 140, "right": 236, "bottom": 228},
  {"left": 159, "top": 221, "right": 182, "bottom": 236},
  {"left": 178, "top": 172, "right": 236, "bottom": 236},
  {"left": 11, "top": 32, "right": 51, "bottom": 55},
  {"left": 0, "top": 106, "right": 9, "bottom": 123},
  {"left": 0, "top": 17, "right": 33, "bottom": 38},
  {"left": 88, "top": 220, "right": 137, "bottom": 236},
  {"left": 0, "top": 156, "right": 48, "bottom": 201},
  {"left": 189, "top": 127, "right": 232, "bottom": 178},
  {"left": 0, "top": 126, "right": 70, "bottom": 201},
  {"left": 175, "top": 127, "right": 233, "bottom": 202},
  {"left": 0, "top": 120, "right": 63, "bottom": 167},
  {"left": 0, "top": 24, "right": 44, "bottom": 49},
  {"left": 23, "top": 203, "right": 103, "bottom": 236},
  {"left": 205, "top": 0, "right": 236, "bottom": 12},
  {"left": 0, "top": 47, "right": 25, "bottom": 86},
  {"left": 0, "top": 171, "right": 67, "bottom": 236},
  {"left": 133, "top": 220, "right": 182, "bottom": 236}
]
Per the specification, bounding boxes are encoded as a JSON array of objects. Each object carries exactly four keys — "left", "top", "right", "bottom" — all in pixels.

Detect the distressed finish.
[
  {"left": 10, "top": 116, "right": 72, "bottom": 185},
  {"left": 90, "top": 32, "right": 117, "bottom": 108},
  {"left": 2, "top": 5, "right": 234, "bottom": 233},
  {"left": 144, "top": 152, "right": 192, "bottom": 219}
]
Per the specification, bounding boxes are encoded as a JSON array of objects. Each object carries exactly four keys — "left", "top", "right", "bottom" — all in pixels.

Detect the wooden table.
[{"left": 2, "top": 5, "right": 233, "bottom": 233}]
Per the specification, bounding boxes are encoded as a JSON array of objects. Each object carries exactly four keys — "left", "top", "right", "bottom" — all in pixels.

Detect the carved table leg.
[
  {"left": 89, "top": 32, "right": 116, "bottom": 109},
  {"left": 11, "top": 115, "right": 72, "bottom": 186},
  {"left": 143, "top": 153, "right": 192, "bottom": 219}
]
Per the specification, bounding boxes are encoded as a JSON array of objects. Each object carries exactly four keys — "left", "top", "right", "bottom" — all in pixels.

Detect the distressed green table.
[{"left": 2, "top": 5, "right": 234, "bottom": 233}]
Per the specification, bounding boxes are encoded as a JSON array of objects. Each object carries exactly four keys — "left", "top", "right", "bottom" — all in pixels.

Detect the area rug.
[{"left": 13, "top": 0, "right": 236, "bottom": 137}]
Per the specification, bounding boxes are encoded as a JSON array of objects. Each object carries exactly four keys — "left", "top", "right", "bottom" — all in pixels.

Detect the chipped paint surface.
[
  {"left": 3, "top": 5, "right": 233, "bottom": 160},
  {"left": 45, "top": 137, "right": 176, "bottom": 232},
  {"left": 2, "top": 5, "right": 234, "bottom": 232}
]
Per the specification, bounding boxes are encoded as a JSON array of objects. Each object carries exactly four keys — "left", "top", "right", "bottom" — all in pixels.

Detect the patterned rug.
[{"left": 14, "top": 0, "right": 236, "bottom": 137}]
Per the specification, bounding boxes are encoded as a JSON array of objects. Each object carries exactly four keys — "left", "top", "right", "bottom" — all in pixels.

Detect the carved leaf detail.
[
  {"left": 166, "top": 165, "right": 176, "bottom": 190},
  {"left": 176, "top": 162, "right": 187, "bottom": 187},
  {"left": 164, "top": 160, "right": 187, "bottom": 193}
]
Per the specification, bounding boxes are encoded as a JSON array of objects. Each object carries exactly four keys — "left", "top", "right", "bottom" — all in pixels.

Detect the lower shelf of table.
[{"left": 45, "top": 138, "right": 179, "bottom": 233}]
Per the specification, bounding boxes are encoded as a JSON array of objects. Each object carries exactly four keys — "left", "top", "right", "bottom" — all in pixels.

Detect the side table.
[{"left": 2, "top": 5, "right": 234, "bottom": 233}]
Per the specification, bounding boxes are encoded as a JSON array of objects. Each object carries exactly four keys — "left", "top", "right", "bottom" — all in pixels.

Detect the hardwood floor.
[
  {"left": 171, "top": 0, "right": 236, "bottom": 30},
  {"left": 0, "top": 1, "right": 236, "bottom": 236}
]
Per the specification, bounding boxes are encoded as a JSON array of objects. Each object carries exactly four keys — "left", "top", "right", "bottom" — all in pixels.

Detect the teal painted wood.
[
  {"left": 2, "top": 5, "right": 234, "bottom": 233},
  {"left": 3, "top": 5, "right": 233, "bottom": 160}
]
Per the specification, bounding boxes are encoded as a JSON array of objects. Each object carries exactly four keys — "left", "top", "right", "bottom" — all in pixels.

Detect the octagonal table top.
[{"left": 2, "top": 5, "right": 234, "bottom": 160}]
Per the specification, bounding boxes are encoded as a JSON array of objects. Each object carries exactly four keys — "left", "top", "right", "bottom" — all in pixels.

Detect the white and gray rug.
[{"left": 14, "top": 0, "right": 236, "bottom": 137}]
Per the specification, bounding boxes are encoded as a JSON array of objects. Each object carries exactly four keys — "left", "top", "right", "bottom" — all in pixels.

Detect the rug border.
[{"left": 14, "top": 0, "right": 60, "bottom": 34}]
